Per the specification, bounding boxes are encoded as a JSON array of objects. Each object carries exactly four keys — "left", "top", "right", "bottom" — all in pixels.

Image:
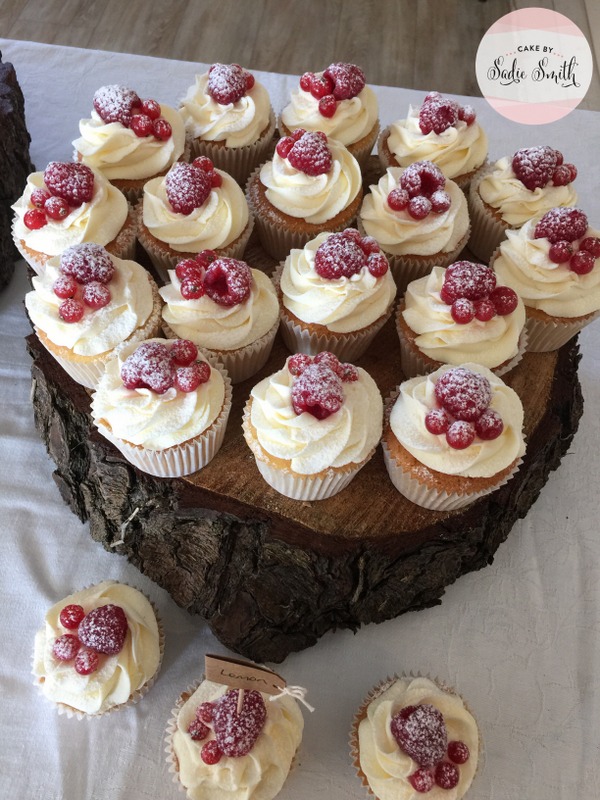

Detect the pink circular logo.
[{"left": 476, "top": 8, "right": 593, "bottom": 124}]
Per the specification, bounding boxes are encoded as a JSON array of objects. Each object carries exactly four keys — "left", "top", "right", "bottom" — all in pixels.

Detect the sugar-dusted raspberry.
[
  {"left": 314, "top": 231, "right": 367, "bottom": 280},
  {"left": 407, "top": 196, "right": 432, "bottom": 220},
  {"left": 474, "top": 298, "right": 496, "bottom": 322},
  {"left": 408, "top": 768, "right": 435, "bottom": 794},
  {"left": 153, "top": 118, "right": 172, "bottom": 141},
  {"left": 175, "top": 258, "right": 204, "bottom": 283},
  {"left": 444, "top": 261, "right": 496, "bottom": 301},
  {"left": 170, "top": 339, "right": 199, "bottom": 366},
  {"left": 93, "top": 84, "right": 141, "bottom": 125},
  {"left": 276, "top": 136, "right": 295, "bottom": 159},
  {"left": 203, "top": 258, "right": 252, "bottom": 307},
  {"left": 58, "top": 299, "right": 85, "bottom": 323},
  {"left": 291, "top": 361, "right": 344, "bottom": 420},
  {"left": 435, "top": 366, "right": 492, "bottom": 422},
  {"left": 44, "top": 196, "right": 70, "bottom": 220},
  {"left": 511, "top": 146, "right": 561, "bottom": 191},
  {"left": 401, "top": 161, "right": 446, "bottom": 198},
  {"left": 446, "top": 419, "right": 476, "bottom": 449},
  {"left": 313, "top": 352, "right": 358, "bottom": 382},
  {"left": 475, "top": 408, "right": 504, "bottom": 440},
  {"left": 336, "top": 361, "right": 359, "bottom": 382},
  {"left": 82, "top": 282, "right": 112, "bottom": 309},
  {"left": 191, "top": 156, "right": 214, "bottom": 173},
  {"left": 245, "top": 73, "right": 255, "bottom": 91},
  {"left": 299, "top": 72, "right": 314, "bottom": 91},
  {"left": 210, "top": 172, "right": 222, "bottom": 189},
  {"left": 425, "top": 407, "right": 450, "bottom": 435},
  {"left": 569, "top": 250, "right": 595, "bottom": 275},
  {"left": 130, "top": 113, "right": 154, "bottom": 138},
  {"left": 419, "top": 93, "right": 460, "bottom": 135},
  {"left": 579, "top": 237, "right": 600, "bottom": 258},
  {"left": 175, "top": 361, "right": 211, "bottom": 393},
  {"left": 552, "top": 164, "right": 574, "bottom": 186},
  {"left": 140, "top": 98, "right": 161, "bottom": 120},
  {"left": 287, "top": 130, "right": 332, "bottom": 176},
  {"left": 78, "top": 604, "right": 128, "bottom": 655},
  {"left": 323, "top": 62, "right": 366, "bottom": 100},
  {"left": 490, "top": 286, "right": 518, "bottom": 316},
  {"left": 60, "top": 243, "right": 115, "bottom": 285},
  {"left": 534, "top": 207, "right": 588, "bottom": 243},
  {"left": 447, "top": 740, "right": 470, "bottom": 764},
  {"left": 43, "top": 161, "right": 94, "bottom": 206},
  {"left": 288, "top": 354, "right": 313, "bottom": 376},
  {"left": 451, "top": 297, "right": 475, "bottom": 324},
  {"left": 196, "top": 250, "right": 218, "bottom": 269},
  {"left": 548, "top": 240, "right": 573, "bottom": 264},
  {"left": 367, "top": 252, "right": 389, "bottom": 277},
  {"left": 59, "top": 604, "right": 85, "bottom": 629},
  {"left": 30, "top": 187, "right": 50, "bottom": 208},
  {"left": 458, "top": 104, "right": 476, "bottom": 126},
  {"left": 23, "top": 208, "right": 47, "bottom": 230},
  {"left": 201, "top": 741, "right": 223, "bottom": 765},
  {"left": 207, "top": 63, "right": 249, "bottom": 105},
  {"left": 197, "top": 702, "right": 215, "bottom": 724},
  {"left": 165, "top": 162, "right": 212, "bottom": 215},
  {"left": 390, "top": 703, "right": 448, "bottom": 767},
  {"left": 187, "top": 719, "right": 210, "bottom": 741},
  {"left": 180, "top": 278, "right": 205, "bottom": 300},
  {"left": 318, "top": 94, "right": 337, "bottom": 118},
  {"left": 74, "top": 648, "right": 100, "bottom": 676},
  {"left": 434, "top": 761, "right": 460, "bottom": 790},
  {"left": 308, "top": 73, "right": 334, "bottom": 100},
  {"left": 212, "top": 689, "right": 267, "bottom": 757},
  {"left": 120, "top": 341, "right": 176, "bottom": 394},
  {"left": 53, "top": 275, "right": 77, "bottom": 300},
  {"left": 387, "top": 187, "right": 410, "bottom": 212},
  {"left": 358, "top": 235, "right": 380, "bottom": 255},
  {"left": 52, "top": 633, "right": 80, "bottom": 661},
  {"left": 430, "top": 189, "right": 451, "bottom": 214}
]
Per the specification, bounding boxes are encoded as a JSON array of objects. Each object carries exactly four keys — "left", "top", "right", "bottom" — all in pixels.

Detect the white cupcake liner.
[{"left": 524, "top": 309, "right": 600, "bottom": 352}]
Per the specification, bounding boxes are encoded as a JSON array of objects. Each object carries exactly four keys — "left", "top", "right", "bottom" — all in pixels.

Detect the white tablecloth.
[{"left": 1, "top": 38, "right": 599, "bottom": 800}]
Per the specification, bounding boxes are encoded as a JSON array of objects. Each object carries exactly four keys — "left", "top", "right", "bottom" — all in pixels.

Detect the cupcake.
[
  {"left": 72, "top": 84, "right": 188, "bottom": 202},
  {"left": 490, "top": 207, "right": 600, "bottom": 352},
  {"left": 275, "top": 228, "right": 396, "bottom": 360},
  {"left": 32, "top": 580, "right": 162, "bottom": 717},
  {"left": 468, "top": 146, "right": 578, "bottom": 263},
  {"left": 160, "top": 252, "right": 280, "bottom": 383},
  {"left": 358, "top": 162, "right": 470, "bottom": 293},
  {"left": 179, "top": 63, "right": 276, "bottom": 186},
  {"left": 166, "top": 678, "right": 304, "bottom": 800},
  {"left": 246, "top": 129, "right": 363, "bottom": 261},
  {"left": 25, "top": 243, "right": 163, "bottom": 389},
  {"left": 243, "top": 352, "right": 383, "bottom": 500},
  {"left": 352, "top": 675, "right": 480, "bottom": 799},
  {"left": 279, "top": 62, "right": 379, "bottom": 169},
  {"left": 91, "top": 338, "right": 232, "bottom": 478},
  {"left": 382, "top": 363, "right": 526, "bottom": 511},
  {"left": 378, "top": 92, "right": 488, "bottom": 191},
  {"left": 11, "top": 161, "right": 136, "bottom": 274},
  {"left": 137, "top": 157, "right": 253, "bottom": 283},
  {"left": 397, "top": 262, "right": 526, "bottom": 378}
]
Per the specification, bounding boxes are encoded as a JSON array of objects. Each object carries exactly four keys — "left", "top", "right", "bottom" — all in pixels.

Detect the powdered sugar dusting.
[
  {"left": 212, "top": 689, "right": 267, "bottom": 757},
  {"left": 207, "top": 63, "right": 248, "bottom": 105},
  {"left": 93, "top": 84, "right": 141, "bottom": 125},
  {"left": 434, "top": 367, "right": 492, "bottom": 422},
  {"left": 291, "top": 362, "right": 345, "bottom": 419},
  {"left": 534, "top": 207, "right": 588, "bottom": 243},
  {"left": 390, "top": 703, "right": 448, "bottom": 767},
  {"left": 287, "top": 131, "right": 333, "bottom": 176}
]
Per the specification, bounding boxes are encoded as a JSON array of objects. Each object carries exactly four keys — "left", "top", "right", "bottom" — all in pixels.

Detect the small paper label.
[{"left": 205, "top": 654, "right": 286, "bottom": 695}]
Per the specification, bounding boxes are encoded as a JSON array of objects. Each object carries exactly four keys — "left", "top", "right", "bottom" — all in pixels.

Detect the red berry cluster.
[
  {"left": 418, "top": 91, "right": 476, "bottom": 135},
  {"left": 165, "top": 158, "right": 221, "bottom": 215},
  {"left": 120, "top": 340, "right": 211, "bottom": 394},
  {"left": 275, "top": 128, "right": 333, "bottom": 176},
  {"left": 175, "top": 252, "right": 252, "bottom": 307},
  {"left": 313, "top": 229, "right": 388, "bottom": 280},
  {"left": 24, "top": 162, "right": 95, "bottom": 231},
  {"left": 534, "top": 208, "right": 598, "bottom": 276},
  {"left": 207, "top": 63, "right": 255, "bottom": 105},
  {"left": 511, "top": 146, "right": 576, "bottom": 192},
  {"left": 288, "top": 352, "right": 358, "bottom": 420},
  {"left": 299, "top": 62, "right": 366, "bottom": 118},
  {"left": 387, "top": 161, "right": 451, "bottom": 220},
  {"left": 391, "top": 703, "right": 470, "bottom": 793},
  {"left": 186, "top": 689, "right": 267, "bottom": 765},
  {"left": 425, "top": 366, "right": 503, "bottom": 450},
  {"left": 439, "top": 260, "right": 519, "bottom": 325},
  {"left": 93, "top": 84, "right": 172, "bottom": 141},
  {"left": 51, "top": 603, "right": 128, "bottom": 677},
  {"left": 53, "top": 243, "right": 115, "bottom": 323}
]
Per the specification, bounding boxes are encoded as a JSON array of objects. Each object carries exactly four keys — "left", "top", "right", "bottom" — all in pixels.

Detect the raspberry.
[
  {"left": 474, "top": 298, "right": 496, "bottom": 322},
  {"left": 245, "top": 73, "right": 255, "bottom": 91},
  {"left": 59, "top": 604, "right": 85, "bottom": 629},
  {"left": 82, "top": 282, "right": 111, "bottom": 309},
  {"left": 430, "top": 189, "right": 451, "bottom": 213},
  {"left": 458, "top": 104, "right": 476, "bottom": 125},
  {"left": 447, "top": 740, "right": 470, "bottom": 764},
  {"left": 201, "top": 741, "right": 223, "bottom": 765},
  {"left": 579, "top": 237, "right": 600, "bottom": 258},
  {"left": 309, "top": 73, "right": 334, "bottom": 99},
  {"left": 552, "top": 164, "right": 573, "bottom": 186},
  {"left": 323, "top": 62, "right": 366, "bottom": 100},
  {"left": 318, "top": 94, "right": 337, "bottom": 118},
  {"left": 425, "top": 408, "right": 450, "bottom": 435},
  {"left": 52, "top": 633, "right": 80, "bottom": 661},
  {"left": 409, "top": 768, "right": 435, "bottom": 793},
  {"left": 120, "top": 342, "right": 176, "bottom": 394},
  {"left": 419, "top": 93, "right": 460, "bottom": 135},
  {"left": 187, "top": 719, "right": 210, "bottom": 741},
  {"left": 291, "top": 362, "right": 344, "bottom": 420},
  {"left": 475, "top": 408, "right": 504, "bottom": 440},
  {"left": 569, "top": 250, "right": 595, "bottom": 275},
  {"left": 313, "top": 351, "right": 340, "bottom": 372},
  {"left": 446, "top": 420, "right": 475, "bottom": 449},
  {"left": 175, "top": 258, "right": 204, "bottom": 283},
  {"left": 434, "top": 761, "right": 460, "bottom": 790},
  {"left": 210, "top": 172, "right": 222, "bottom": 188},
  {"left": 192, "top": 156, "right": 215, "bottom": 173},
  {"left": 43, "top": 161, "right": 94, "bottom": 206},
  {"left": 276, "top": 136, "right": 295, "bottom": 159},
  {"left": 74, "top": 648, "right": 100, "bottom": 675},
  {"left": 58, "top": 299, "right": 84, "bottom": 323},
  {"left": 30, "top": 188, "right": 50, "bottom": 208},
  {"left": 130, "top": 113, "right": 154, "bottom": 137},
  {"left": 407, "top": 196, "right": 432, "bottom": 220},
  {"left": 336, "top": 362, "right": 359, "bottom": 382},
  {"left": 207, "top": 63, "right": 249, "bottom": 104},
  {"left": 212, "top": 689, "right": 267, "bottom": 758},
  {"left": 367, "top": 252, "right": 388, "bottom": 277},
  {"left": 153, "top": 118, "right": 172, "bottom": 140},
  {"left": 78, "top": 604, "right": 128, "bottom": 655},
  {"left": 490, "top": 286, "right": 518, "bottom": 316},
  {"left": 567, "top": 163, "right": 578, "bottom": 182},
  {"left": 197, "top": 702, "right": 215, "bottom": 724},
  {"left": 44, "top": 196, "right": 70, "bottom": 220},
  {"left": 203, "top": 258, "right": 252, "bottom": 306},
  {"left": 390, "top": 704, "right": 448, "bottom": 767},
  {"left": 170, "top": 339, "right": 199, "bottom": 366},
  {"left": 314, "top": 232, "right": 367, "bottom": 279},
  {"left": 175, "top": 361, "right": 211, "bottom": 392},
  {"left": 23, "top": 208, "right": 47, "bottom": 230},
  {"left": 548, "top": 240, "right": 573, "bottom": 264},
  {"left": 401, "top": 161, "right": 445, "bottom": 197},
  {"left": 288, "top": 354, "right": 312, "bottom": 376},
  {"left": 435, "top": 367, "right": 492, "bottom": 421},
  {"left": 53, "top": 275, "right": 77, "bottom": 299},
  {"left": 180, "top": 278, "right": 205, "bottom": 300},
  {"left": 534, "top": 207, "right": 588, "bottom": 244},
  {"left": 444, "top": 261, "right": 496, "bottom": 301},
  {"left": 165, "top": 162, "right": 212, "bottom": 215},
  {"left": 451, "top": 297, "right": 475, "bottom": 324},
  {"left": 287, "top": 130, "right": 332, "bottom": 176},
  {"left": 60, "top": 243, "right": 115, "bottom": 285},
  {"left": 387, "top": 188, "right": 410, "bottom": 211},
  {"left": 93, "top": 84, "right": 141, "bottom": 125},
  {"left": 140, "top": 98, "right": 161, "bottom": 120},
  {"left": 299, "top": 72, "right": 314, "bottom": 91},
  {"left": 511, "top": 146, "right": 561, "bottom": 191}
]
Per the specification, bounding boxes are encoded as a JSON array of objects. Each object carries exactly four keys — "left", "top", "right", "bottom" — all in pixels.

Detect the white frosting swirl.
[
  {"left": 250, "top": 360, "right": 383, "bottom": 474},
  {"left": 172, "top": 679, "right": 304, "bottom": 800},
  {"left": 12, "top": 169, "right": 129, "bottom": 255},
  {"left": 359, "top": 168, "right": 469, "bottom": 256},
  {"left": 142, "top": 170, "right": 249, "bottom": 252},
  {"left": 25, "top": 255, "right": 155, "bottom": 357},
  {"left": 73, "top": 104, "right": 186, "bottom": 180},
  {"left": 390, "top": 363, "right": 525, "bottom": 478},
  {"left": 358, "top": 677, "right": 479, "bottom": 800},
  {"left": 280, "top": 232, "right": 396, "bottom": 333},
  {"left": 180, "top": 72, "right": 272, "bottom": 147},
  {"left": 478, "top": 157, "right": 578, "bottom": 227},
  {"left": 160, "top": 269, "right": 279, "bottom": 349},
  {"left": 91, "top": 339, "right": 226, "bottom": 449},
  {"left": 402, "top": 267, "right": 525, "bottom": 367},
  {"left": 387, "top": 104, "right": 487, "bottom": 180},
  {"left": 259, "top": 139, "right": 362, "bottom": 224},
  {"left": 32, "top": 581, "right": 160, "bottom": 716},
  {"left": 493, "top": 217, "right": 600, "bottom": 317}
]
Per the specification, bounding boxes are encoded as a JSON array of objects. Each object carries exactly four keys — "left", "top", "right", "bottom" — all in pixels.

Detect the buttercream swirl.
[
  {"left": 250, "top": 359, "right": 383, "bottom": 474},
  {"left": 358, "top": 676, "right": 479, "bottom": 800},
  {"left": 91, "top": 339, "right": 226, "bottom": 449},
  {"left": 402, "top": 267, "right": 525, "bottom": 367},
  {"left": 259, "top": 139, "right": 362, "bottom": 224},
  {"left": 492, "top": 216, "right": 600, "bottom": 317},
  {"left": 25, "top": 254, "right": 155, "bottom": 357},
  {"left": 33, "top": 581, "right": 161, "bottom": 715},
  {"left": 142, "top": 170, "right": 249, "bottom": 252},
  {"left": 172, "top": 679, "right": 304, "bottom": 800},
  {"left": 478, "top": 157, "right": 578, "bottom": 227},
  {"left": 180, "top": 72, "right": 272, "bottom": 148},
  {"left": 280, "top": 232, "right": 396, "bottom": 333},
  {"left": 12, "top": 168, "right": 128, "bottom": 255},
  {"left": 73, "top": 104, "right": 186, "bottom": 180},
  {"left": 160, "top": 269, "right": 279, "bottom": 349},
  {"left": 390, "top": 363, "right": 525, "bottom": 478},
  {"left": 387, "top": 104, "right": 487, "bottom": 180},
  {"left": 359, "top": 168, "right": 469, "bottom": 256}
]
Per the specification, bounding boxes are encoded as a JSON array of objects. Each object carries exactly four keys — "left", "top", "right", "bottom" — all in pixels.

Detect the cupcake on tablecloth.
[
  {"left": 397, "top": 262, "right": 526, "bottom": 378},
  {"left": 358, "top": 161, "right": 470, "bottom": 293},
  {"left": 243, "top": 352, "right": 383, "bottom": 500},
  {"left": 275, "top": 228, "right": 396, "bottom": 360},
  {"left": 246, "top": 128, "right": 363, "bottom": 261},
  {"left": 12, "top": 161, "right": 136, "bottom": 274},
  {"left": 137, "top": 156, "right": 253, "bottom": 283},
  {"left": 25, "top": 243, "right": 163, "bottom": 389},
  {"left": 351, "top": 674, "right": 480, "bottom": 799},
  {"left": 378, "top": 91, "right": 488, "bottom": 191},
  {"left": 160, "top": 252, "right": 280, "bottom": 383},
  {"left": 91, "top": 338, "right": 232, "bottom": 477},
  {"left": 179, "top": 62, "right": 276, "bottom": 187},
  {"left": 72, "top": 84, "right": 188, "bottom": 203},
  {"left": 468, "top": 145, "right": 578, "bottom": 263},
  {"left": 490, "top": 207, "right": 600, "bottom": 352},
  {"left": 32, "top": 580, "right": 163, "bottom": 718},
  {"left": 382, "top": 363, "right": 526, "bottom": 511},
  {"left": 279, "top": 62, "right": 379, "bottom": 169}
]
